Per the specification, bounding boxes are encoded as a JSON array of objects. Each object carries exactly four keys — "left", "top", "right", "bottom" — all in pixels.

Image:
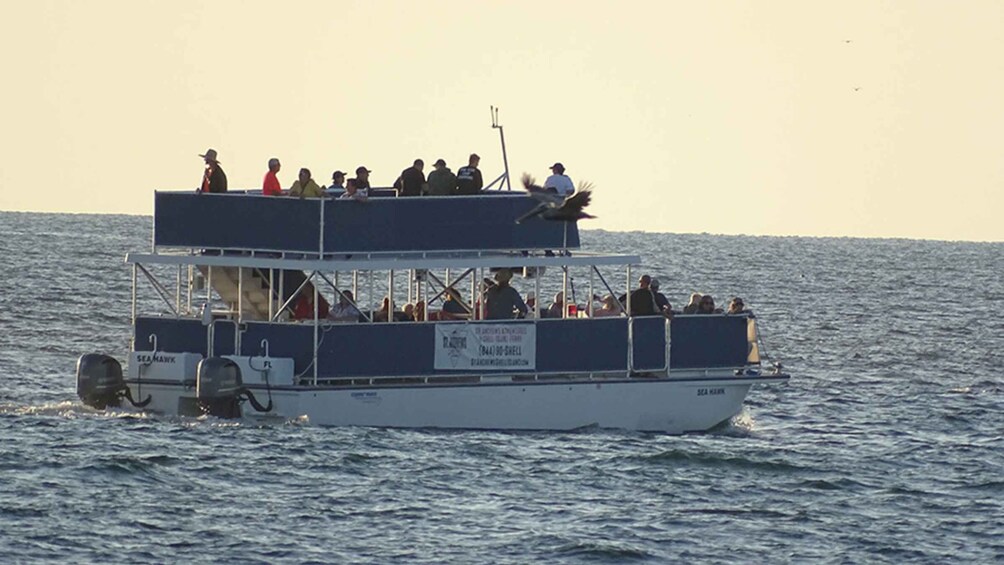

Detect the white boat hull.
[{"left": 127, "top": 376, "right": 780, "bottom": 433}]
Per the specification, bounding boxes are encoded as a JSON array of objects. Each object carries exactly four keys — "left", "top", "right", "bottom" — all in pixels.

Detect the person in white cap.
[
  {"left": 198, "top": 148, "right": 228, "bottom": 193},
  {"left": 543, "top": 162, "right": 574, "bottom": 196}
]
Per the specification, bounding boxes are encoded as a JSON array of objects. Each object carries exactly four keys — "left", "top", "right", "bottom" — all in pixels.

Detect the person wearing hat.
[
  {"left": 393, "top": 159, "right": 427, "bottom": 197},
  {"left": 543, "top": 162, "right": 574, "bottom": 197},
  {"left": 484, "top": 268, "right": 528, "bottom": 320},
  {"left": 352, "top": 166, "right": 372, "bottom": 191},
  {"left": 455, "top": 153, "right": 483, "bottom": 195},
  {"left": 426, "top": 158, "right": 457, "bottom": 196},
  {"left": 325, "top": 170, "right": 346, "bottom": 196},
  {"left": 198, "top": 148, "right": 228, "bottom": 194},
  {"left": 262, "top": 157, "right": 282, "bottom": 196}
]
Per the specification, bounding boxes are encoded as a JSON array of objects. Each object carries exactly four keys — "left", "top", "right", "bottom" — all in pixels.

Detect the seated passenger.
[
  {"left": 727, "top": 297, "right": 751, "bottom": 316},
  {"left": 484, "top": 269, "right": 528, "bottom": 320},
  {"left": 338, "top": 178, "right": 368, "bottom": 201},
  {"left": 683, "top": 293, "right": 703, "bottom": 314},
  {"left": 374, "top": 297, "right": 392, "bottom": 322},
  {"left": 289, "top": 168, "right": 324, "bottom": 198},
  {"left": 291, "top": 291, "right": 329, "bottom": 320},
  {"left": 696, "top": 295, "right": 723, "bottom": 314},
  {"left": 525, "top": 292, "right": 537, "bottom": 312},
  {"left": 327, "top": 290, "right": 361, "bottom": 322},
  {"left": 545, "top": 292, "right": 565, "bottom": 318},
  {"left": 402, "top": 303, "right": 416, "bottom": 322},
  {"left": 593, "top": 294, "right": 624, "bottom": 317},
  {"left": 440, "top": 287, "right": 469, "bottom": 320},
  {"left": 325, "top": 170, "right": 346, "bottom": 196},
  {"left": 413, "top": 300, "right": 426, "bottom": 322}
]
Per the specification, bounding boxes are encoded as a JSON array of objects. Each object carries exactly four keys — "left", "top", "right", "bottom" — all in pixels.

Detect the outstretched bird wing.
[{"left": 545, "top": 187, "right": 595, "bottom": 221}]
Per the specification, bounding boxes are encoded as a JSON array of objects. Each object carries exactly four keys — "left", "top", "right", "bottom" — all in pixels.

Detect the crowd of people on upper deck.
[{"left": 196, "top": 149, "right": 578, "bottom": 199}]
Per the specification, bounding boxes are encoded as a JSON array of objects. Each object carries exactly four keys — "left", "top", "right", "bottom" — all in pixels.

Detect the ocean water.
[{"left": 1, "top": 211, "right": 1002, "bottom": 563}]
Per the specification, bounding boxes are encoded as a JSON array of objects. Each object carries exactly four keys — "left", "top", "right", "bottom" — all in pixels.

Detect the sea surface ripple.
[{"left": 0, "top": 212, "right": 1002, "bottom": 563}]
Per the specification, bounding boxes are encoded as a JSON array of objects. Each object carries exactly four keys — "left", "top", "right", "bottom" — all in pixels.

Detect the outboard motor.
[
  {"left": 76, "top": 353, "right": 151, "bottom": 409},
  {"left": 196, "top": 358, "right": 274, "bottom": 419},
  {"left": 197, "top": 357, "right": 244, "bottom": 418}
]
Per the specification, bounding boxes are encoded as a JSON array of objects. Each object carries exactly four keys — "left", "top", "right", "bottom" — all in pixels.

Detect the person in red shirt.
[{"left": 262, "top": 157, "right": 282, "bottom": 196}]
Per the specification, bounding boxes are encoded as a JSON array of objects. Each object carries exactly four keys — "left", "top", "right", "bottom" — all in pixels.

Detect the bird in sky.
[{"left": 515, "top": 173, "right": 595, "bottom": 223}]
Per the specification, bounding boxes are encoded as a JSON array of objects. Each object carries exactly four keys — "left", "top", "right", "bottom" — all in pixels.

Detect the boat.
[
  {"left": 76, "top": 119, "right": 788, "bottom": 432},
  {"left": 75, "top": 182, "right": 789, "bottom": 432}
]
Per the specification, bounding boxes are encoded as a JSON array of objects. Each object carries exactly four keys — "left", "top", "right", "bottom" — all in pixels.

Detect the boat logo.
[
  {"left": 350, "top": 391, "right": 381, "bottom": 405},
  {"left": 442, "top": 329, "right": 468, "bottom": 368},
  {"left": 136, "top": 354, "right": 176, "bottom": 364}
]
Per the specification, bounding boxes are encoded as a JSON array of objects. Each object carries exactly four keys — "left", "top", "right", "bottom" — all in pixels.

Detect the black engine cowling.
[
  {"left": 76, "top": 353, "right": 126, "bottom": 409},
  {"left": 197, "top": 357, "right": 244, "bottom": 418}
]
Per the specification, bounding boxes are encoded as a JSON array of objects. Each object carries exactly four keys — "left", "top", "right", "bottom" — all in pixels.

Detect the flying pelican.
[{"left": 515, "top": 173, "right": 595, "bottom": 223}]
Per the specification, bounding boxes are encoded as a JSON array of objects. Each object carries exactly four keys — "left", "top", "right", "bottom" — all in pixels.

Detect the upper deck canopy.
[{"left": 153, "top": 191, "right": 580, "bottom": 255}]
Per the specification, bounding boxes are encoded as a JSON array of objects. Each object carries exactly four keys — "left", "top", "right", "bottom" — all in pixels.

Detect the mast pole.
[{"left": 491, "top": 106, "right": 512, "bottom": 191}]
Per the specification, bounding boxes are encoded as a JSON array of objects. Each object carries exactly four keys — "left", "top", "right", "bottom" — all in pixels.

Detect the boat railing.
[
  {"left": 134, "top": 313, "right": 756, "bottom": 384},
  {"left": 152, "top": 190, "right": 580, "bottom": 256}
]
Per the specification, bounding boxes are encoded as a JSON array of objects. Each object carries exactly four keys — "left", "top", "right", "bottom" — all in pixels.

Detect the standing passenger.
[
  {"left": 394, "top": 159, "right": 427, "bottom": 196},
  {"left": 353, "top": 166, "right": 372, "bottom": 191},
  {"left": 426, "top": 159, "right": 457, "bottom": 196},
  {"left": 543, "top": 162, "right": 575, "bottom": 196},
  {"left": 289, "top": 168, "right": 324, "bottom": 198},
  {"left": 484, "top": 269, "right": 528, "bottom": 319},
  {"left": 629, "top": 275, "right": 659, "bottom": 316},
  {"left": 456, "top": 153, "right": 483, "bottom": 195},
  {"left": 650, "top": 278, "right": 671, "bottom": 313},
  {"left": 262, "top": 158, "right": 282, "bottom": 196},
  {"left": 198, "top": 148, "right": 228, "bottom": 193}
]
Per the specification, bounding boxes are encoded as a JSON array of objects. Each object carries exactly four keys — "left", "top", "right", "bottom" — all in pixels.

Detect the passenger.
[
  {"left": 394, "top": 159, "right": 427, "bottom": 196},
  {"left": 374, "top": 296, "right": 392, "bottom": 322},
  {"left": 650, "top": 278, "right": 671, "bottom": 313},
  {"left": 440, "top": 287, "right": 469, "bottom": 320},
  {"left": 291, "top": 291, "right": 329, "bottom": 320},
  {"left": 525, "top": 292, "right": 536, "bottom": 312},
  {"left": 198, "top": 148, "right": 228, "bottom": 193},
  {"left": 727, "top": 297, "right": 751, "bottom": 316},
  {"left": 402, "top": 303, "right": 416, "bottom": 321},
  {"left": 413, "top": 300, "right": 426, "bottom": 322},
  {"left": 262, "top": 158, "right": 282, "bottom": 196},
  {"left": 325, "top": 170, "right": 346, "bottom": 196},
  {"left": 455, "top": 153, "right": 483, "bottom": 195},
  {"left": 543, "top": 162, "right": 575, "bottom": 196},
  {"left": 697, "top": 294, "right": 723, "bottom": 314},
  {"left": 352, "top": 166, "right": 372, "bottom": 192},
  {"left": 545, "top": 291, "right": 565, "bottom": 319},
  {"left": 629, "top": 275, "right": 659, "bottom": 316},
  {"left": 427, "top": 158, "right": 457, "bottom": 196},
  {"left": 593, "top": 294, "right": 624, "bottom": 317},
  {"left": 339, "top": 178, "right": 368, "bottom": 201},
  {"left": 289, "top": 168, "right": 324, "bottom": 198},
  {"left": 327, "top": 290, "right": 362, "bottom": 322},
  {"left": 683, "top": 293, "right": 703, "bottom": 314},
  {"left": 484, "top": 269, "right": 528, "bottom": 320}
]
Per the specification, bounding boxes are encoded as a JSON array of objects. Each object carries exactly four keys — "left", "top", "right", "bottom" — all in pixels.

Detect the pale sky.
[{"left": 2, "top": 1, "right": 1002, "bottom": 242}]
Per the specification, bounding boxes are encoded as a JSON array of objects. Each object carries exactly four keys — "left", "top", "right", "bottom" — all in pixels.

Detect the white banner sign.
[{"left": 434, "top": 323, "right": 536, "bottom": 371}]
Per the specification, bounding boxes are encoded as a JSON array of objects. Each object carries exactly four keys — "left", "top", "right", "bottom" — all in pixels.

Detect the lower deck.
[{"left": 134, "top": 313, "right": 759, "bottom": 383}]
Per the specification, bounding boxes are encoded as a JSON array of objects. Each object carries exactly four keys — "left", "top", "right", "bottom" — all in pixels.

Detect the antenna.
[{"left": 490, "top": 106, "right": 512, "bottom": 191}]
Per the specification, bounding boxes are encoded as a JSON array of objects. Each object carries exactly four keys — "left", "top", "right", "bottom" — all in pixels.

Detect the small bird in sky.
[{"left": 516, "top": 173, "right": 595, "bottom": 223}]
